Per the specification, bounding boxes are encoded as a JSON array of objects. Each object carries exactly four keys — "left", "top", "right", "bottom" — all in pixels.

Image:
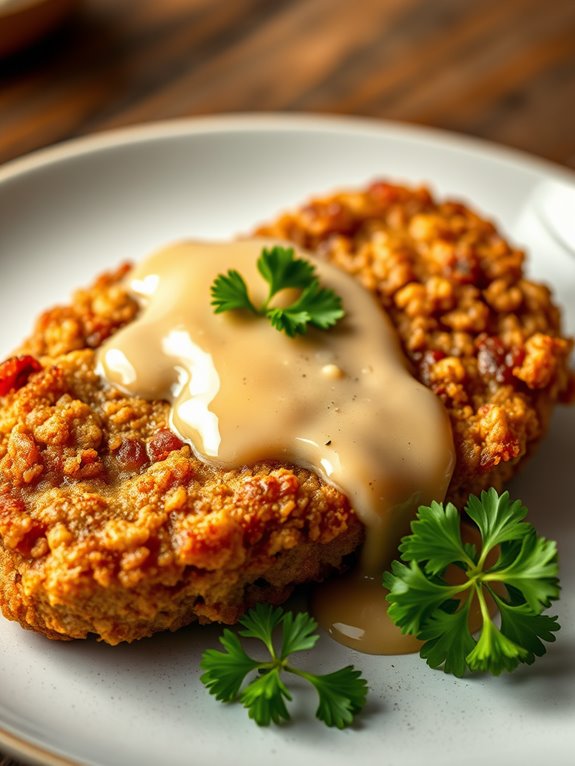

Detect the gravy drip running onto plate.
[{"left": 98, "top": 240, "right": 455, "bottom": 654}]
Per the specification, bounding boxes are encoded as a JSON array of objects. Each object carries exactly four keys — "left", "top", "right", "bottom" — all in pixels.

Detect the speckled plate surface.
[{"left": 0, "top": 115, "right": 574, "bottom": 766}]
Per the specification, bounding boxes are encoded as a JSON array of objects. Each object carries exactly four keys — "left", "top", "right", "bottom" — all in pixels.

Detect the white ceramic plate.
[{"left": 0, "top": 115, "right": 574, "bottom": 766}]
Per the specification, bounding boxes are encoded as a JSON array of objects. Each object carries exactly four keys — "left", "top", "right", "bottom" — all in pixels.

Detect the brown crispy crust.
[
  {"left": 0, "top": 344, "right": 361, "bottom": 643},
  {"left": 0, "top": 180, "right": 573, "bottom": 644},
  {"left": 256, "top": 181, "right": 574, "bottom": 503}
]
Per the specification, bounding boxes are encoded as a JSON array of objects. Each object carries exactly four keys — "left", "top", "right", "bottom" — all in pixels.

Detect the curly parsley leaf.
[
  {"left": 383, "top": 489, "right": 560, "bottom": 677},
  {"left": 398, "top": 499, "right": 472, "bottom": 575},
  {"left": 465, "top": 490, "right": 531, "bottom": 552},
  {"left": 200, "top": 603, "right": 367, "bottom": 728},
  {"left": 465, "top": 613, "right": 528, "bottom": 674},
  {"left": 210, "top": 270, "right": 257, "bottom": 315},
  {"left": 241, "top": 668, "right": 292, "bottom": 726},
  {"left": 417, "top": 600, "right": 476, "bottom": 678},
  {"left": 385, "top": 559, "right": 464, "bottom": 635},
  {"left": 257, "top": 245, "right": 316, "bottom": 295},
  {"left": 279, "top": 609, "right": 320, "bottom": 658},
  {"left": 496, "top": 595, "right": 560, "bottom": 665},
  {"left": 485, "top": 531, "right": 560, "bottom": 613},
  {"left": 302, "top": 666, "right": 368, "bottom": 729},
  {"left": 239, "top": 603, "right": 284, "bottom": 654},
  {"left": 200, "top": 630, "right": 260, "bottom": 701},
  {"left": 210, "top": 245, "right": 344, "bottom": 337}
]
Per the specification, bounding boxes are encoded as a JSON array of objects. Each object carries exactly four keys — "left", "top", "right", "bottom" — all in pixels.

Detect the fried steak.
[{"left": 0, "top": 181, "right": 573, "bottom": 644}]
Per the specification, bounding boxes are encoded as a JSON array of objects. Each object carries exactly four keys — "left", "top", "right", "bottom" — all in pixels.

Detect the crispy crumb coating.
[
  {"left": 256, "top": 181, "right": 574, "bottom": 502},
  {"left": 1, "top": 181, "right": 573, "bottom": 644},
  {"left": 0, "top": 267, "right": 361, "bottom": 643}
]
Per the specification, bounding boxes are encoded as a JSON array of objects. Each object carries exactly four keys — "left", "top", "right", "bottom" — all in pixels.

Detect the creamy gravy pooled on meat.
[{"left": 98, "top": 239, "right": 455, "bottom": 654}]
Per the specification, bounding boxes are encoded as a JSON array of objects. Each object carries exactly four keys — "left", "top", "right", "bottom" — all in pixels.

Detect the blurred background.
[{"left": 1, "top": 0, "right": 574, "bottom": 169}]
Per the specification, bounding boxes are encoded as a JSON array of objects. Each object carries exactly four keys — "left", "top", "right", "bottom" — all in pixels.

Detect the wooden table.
[
  {"left": 0, "top": 0, "right": 574, "bottom": 764},
  {"left": 1, "top": 0, "right": 575, "bottom": 170}
]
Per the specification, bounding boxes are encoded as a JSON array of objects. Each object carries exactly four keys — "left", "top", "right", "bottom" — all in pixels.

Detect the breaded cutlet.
[{"left": 0, "top": 180, "right": 573, "bottom": 644}]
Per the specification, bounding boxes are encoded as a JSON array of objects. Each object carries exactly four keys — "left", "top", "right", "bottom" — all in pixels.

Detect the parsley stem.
[
  {"left": 246, "top": 298, "right": 261, "bottom": 316},
  {"left": 263, "top": 288, "right": 274, "bottom": 312},
  {"left": 284, "top": 665, "right": 315, "bottom": 683},
  {"left": 474, "top": 581, "right": 492, "bottom": 626},
  {"left": 449, "top": 577, "right": 475, "bottom": 594},
  {"left": 476, "top": 546, "right": 492, "bottom": 572},
  {"left": 258, "top": 660, "right": 281, "bottom": 672},
  {"left": 481, "top": 572, "right": 507, "bottom": 582}
]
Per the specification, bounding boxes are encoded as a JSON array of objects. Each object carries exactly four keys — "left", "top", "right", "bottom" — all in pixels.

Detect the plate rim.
[
  {"left": 0, "top": 726, "right": 76, "bottom": 766},
  {"left": 1, "top": 112, "right": 575, "bottom": 188}
]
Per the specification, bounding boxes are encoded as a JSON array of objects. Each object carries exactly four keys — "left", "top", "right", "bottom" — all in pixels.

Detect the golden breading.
[
  {"left": 0, "top": 180, "right": 573, "bottom": 645},
  {"left": 0, "top": 337, "right": 361, "bottom": 643},
  {"left": 256, "top": 181, "right": 574, "bottom": 503}
]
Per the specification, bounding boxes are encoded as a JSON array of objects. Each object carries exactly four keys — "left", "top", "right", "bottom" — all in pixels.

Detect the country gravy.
[{"left": 97, "top": 240, "right": 455, "bottom": 653}]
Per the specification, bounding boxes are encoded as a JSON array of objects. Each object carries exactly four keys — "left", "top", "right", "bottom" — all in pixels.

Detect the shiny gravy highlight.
[{"left": 98, "top": 240, "right": 455, "bottom": 653}]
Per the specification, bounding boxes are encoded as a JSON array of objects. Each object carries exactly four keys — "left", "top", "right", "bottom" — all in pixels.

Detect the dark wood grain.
[
  {"left": 0, "top": 0, "right": 574, "bottom": 764},
  {"left": 0, "top": 0, "right": 574, "bottom": 168}
]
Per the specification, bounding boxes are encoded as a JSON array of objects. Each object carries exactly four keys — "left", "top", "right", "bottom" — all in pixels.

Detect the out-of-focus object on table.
[{"left": 0, "top": 0, "right": 78, "bottom": 57}]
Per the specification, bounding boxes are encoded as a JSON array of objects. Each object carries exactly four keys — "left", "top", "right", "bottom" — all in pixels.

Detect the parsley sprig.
[
  {"left": 383, "top": 489, "right": 560, "bottom": 677},
  {"left": 200, "top": 603, "right": 367, "bottom": 727},
  {"left": 210, "top": 245, "right": 345, "bottom": 337}
]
